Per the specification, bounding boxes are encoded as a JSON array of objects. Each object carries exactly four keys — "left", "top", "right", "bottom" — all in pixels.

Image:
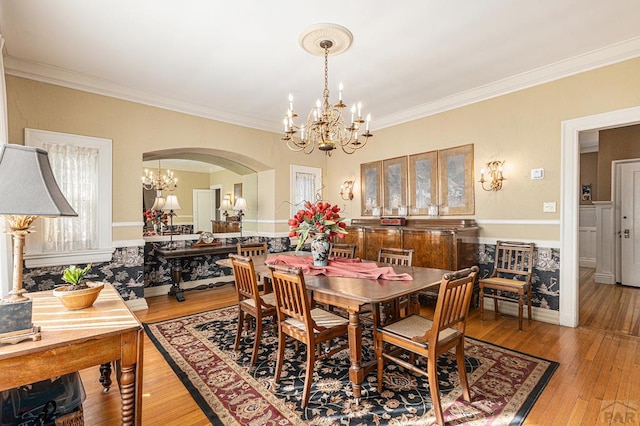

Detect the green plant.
[{"left": 61, "top": 264, "right": 92, "bottom": 287}]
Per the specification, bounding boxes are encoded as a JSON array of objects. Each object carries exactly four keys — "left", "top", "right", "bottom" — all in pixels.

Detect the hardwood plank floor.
[{"left": 77, "top": 271, "right": 640, "bottom": 425}]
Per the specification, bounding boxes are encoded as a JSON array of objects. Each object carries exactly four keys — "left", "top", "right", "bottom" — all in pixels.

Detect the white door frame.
[{"left": 561, "top": 106, "right": 640, "bottom": 327}]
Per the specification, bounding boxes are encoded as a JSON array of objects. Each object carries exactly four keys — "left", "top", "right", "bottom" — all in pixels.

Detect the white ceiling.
[{"left": 2, "top": 0, "right": 640, "bottom": 136}]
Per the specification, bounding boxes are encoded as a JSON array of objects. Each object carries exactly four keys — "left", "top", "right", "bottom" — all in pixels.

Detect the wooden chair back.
[
  {"left": 268, "top": 264, "right": 315, "bottom": 338},
  {"left": 432, "top": 266, "right": 478, "bottom": 339},
  {"left": 491, "top": 240, "right": 535, "bottom": 282},
  {"left": 378, "top": 247, "right": 413, "bottom": 267},
  {"left": 330, "top": 243, "right": 356, "bottom": 259},
  {"left": 229, "top": 254, "right": 261, "bottom": 304},
  {"left": 237, "top": 241, "right": 268, "bottom": 257}
]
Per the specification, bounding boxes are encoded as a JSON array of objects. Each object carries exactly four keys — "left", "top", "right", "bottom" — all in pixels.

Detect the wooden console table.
[
  {"left": 0, "top": 284, "right": 143, "bottom": 425},
  {"left": 157, "top": 244, "right": 237, "bottom": 301}
]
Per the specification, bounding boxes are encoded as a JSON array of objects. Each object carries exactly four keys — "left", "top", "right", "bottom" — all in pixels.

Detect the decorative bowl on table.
[{"left": 53, "top": 282, "right": 105, "bottom": 310}]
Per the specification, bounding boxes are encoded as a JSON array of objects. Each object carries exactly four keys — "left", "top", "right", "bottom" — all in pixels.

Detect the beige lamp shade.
[
  {"left": 234, "top": 197, "right": 247, "bottom": 211},
  {"left": 162, "top": 194, "right": 182, "bottom": 211},
  {"left": 0, "top": 144, "right": 77, "bottom": 217}
]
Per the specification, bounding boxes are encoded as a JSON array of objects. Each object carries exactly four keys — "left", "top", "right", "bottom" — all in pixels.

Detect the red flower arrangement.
[
  {"left": 143, "top": 209, "right": 168, "bottom": 226},
  {"left": 288, "top": 201, "right": 348, "bottom": 251}
]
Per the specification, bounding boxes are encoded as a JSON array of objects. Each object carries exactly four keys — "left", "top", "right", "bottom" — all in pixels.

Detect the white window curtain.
[
  {"left": 42, "top": 142, "right": 99, "bottom": 252},
  {"left": 295, "top": 171, "right": 316, "bottom": 208}
]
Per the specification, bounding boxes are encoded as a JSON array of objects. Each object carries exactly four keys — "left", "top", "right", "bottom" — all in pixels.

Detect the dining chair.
[
  {"left": 330, "top": 243, "right": 357, "bottom": 259},
  {"left": 268, "top": 264, "right": 349, "bottom": 408},
  {"left": 377, "top": 247, "right": 413, "bottom": 266},
  {"left": 237, "top": 241, "right": 269, "bottom": 257},
  {"left": 375, "top": 266, "right": 479, "bottom": 426},
  {"left": 229, "top": 254, "right": 277, "bottom": 366},
  {"left": 479, "top": 240, "right": 535, "bottom": 331},
  {"left": 377, "top": 247, "right": 414, "bottom": 318}
]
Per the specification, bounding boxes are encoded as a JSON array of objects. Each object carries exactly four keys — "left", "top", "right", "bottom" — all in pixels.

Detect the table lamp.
[
  {"left": 0, "top": 145, "right": 77, "bottom": 344},
  {"left": 219, "top": 193, "right": 233, "bottom": 218},
  {"left": 162, "top": 194, "right": 181, "bottom": 249},
  {"left": 233, "top": 196, "right": 247, "bottom": 237}
]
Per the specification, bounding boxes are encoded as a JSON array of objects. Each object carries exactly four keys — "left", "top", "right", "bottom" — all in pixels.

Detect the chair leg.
[
  {"left": 375, "top": 333, "right": 384, "bottom": 393},
  {"left": 428, "top": 356, "right": 444, "bottom": 426},
  {"left": 302, "top": 345, "right": 316, "bottom": 407},
  {"left": 251, "top": 318, "right": 262, "bottom": 365},
  {"left": 518, "top": 293, "right": 524, "bottom": 331},
  {"left": 494, "top": 295, "right": 499, "bottom": 315},
  {"left": 479, "top": 284, "right": 484, "bottom": 322},
  {"left": 456, "top": 342, "right": 470, "bottom": 402},
  {"left": 527, "top": 285, "right": 532, "bottom": 322},
  {"left": 234, "top": 308, "right": 244, "bottom": 350},
  {"left": 274, "top": 328, "right": 286, "bottom": 383}
]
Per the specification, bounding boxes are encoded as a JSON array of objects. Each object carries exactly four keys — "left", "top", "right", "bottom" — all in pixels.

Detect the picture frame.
[
  {"left": 437, "top": 144, "right": 474, "bottom": 215},
  {"left": 360, "top": 161, "right": 382, "bottom": 216},
  {"left": 382, "top": 156, "right": 408, "bottom": 216},
  {"left": 233, "top": 183, "right": 243, "bottom": 205},
  {"left": 408, "top": 151, "right": 438, "bottom": 215}
]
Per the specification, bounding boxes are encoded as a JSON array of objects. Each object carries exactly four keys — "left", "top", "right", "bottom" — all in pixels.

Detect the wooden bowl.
[{"left": 53, "top": 282, "right": 105, "bottom": 310}]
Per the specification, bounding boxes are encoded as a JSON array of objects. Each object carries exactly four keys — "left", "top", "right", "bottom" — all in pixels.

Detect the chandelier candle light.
[
  {"left": 142, "top": 160, "right": 178, "bottom": 192},
  {"left": 282, "top": 23, "right": 373, "bottom": 156}
]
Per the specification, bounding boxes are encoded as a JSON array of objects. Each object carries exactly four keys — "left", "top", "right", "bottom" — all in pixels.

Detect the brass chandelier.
[
  {"left": 282, "top": 24, "right": 372, "bottom": 156},
  {"left": 141, "top": 160, "right": 178, "bottom": 192}
]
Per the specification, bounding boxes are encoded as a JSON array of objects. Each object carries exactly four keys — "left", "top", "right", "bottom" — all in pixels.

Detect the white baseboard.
[
  {"left": 479, "top": 297, "right": 560, "bottom": 325},
  {"left": 144, "top": 276, "right": 235, "bottom": 298},
  {"left": 125, "top": 297, "right": 149, "bottom": 312},
  {"left": 595, "top": 272, "right": 616, "bottom": 284},
  {"left": 579, "top": 258, "right": 596, "bottom": 268}
]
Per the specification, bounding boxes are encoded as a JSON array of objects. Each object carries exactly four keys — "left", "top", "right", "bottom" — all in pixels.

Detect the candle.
[
  {"left": 357, "top": 102, "right": 362, "bottom": 119},
  {"left": 366, "top": 114, "right": 371, "bottom": 131},
  {"left": 288, "top": 93, "right": 293, "bottom": 112},
  {"left": 338, "top": 83, "right": 343, "bottom": 102}
]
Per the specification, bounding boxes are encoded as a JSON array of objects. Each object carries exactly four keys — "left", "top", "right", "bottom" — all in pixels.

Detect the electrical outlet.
[{"left": 543, "top": 202, "right": 556, "bottom": 213}]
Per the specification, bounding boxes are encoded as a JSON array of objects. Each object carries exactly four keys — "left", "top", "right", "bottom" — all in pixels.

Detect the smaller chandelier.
[
  {"left": 282, "top": 24, "right": 372, "bottom": 156},
  {"left": 142, "top": 161, "right": 178, "bottom": 192}
]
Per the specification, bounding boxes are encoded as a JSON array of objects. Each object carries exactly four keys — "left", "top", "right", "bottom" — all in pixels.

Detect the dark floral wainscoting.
[
  {"left": 22, "top": 246, "right": 145, "bottom": 301},
  {"left": 144, "top": 236, "right": 292, "bottom": 288},
  {"left": 477, "top": 243, "right": 560, "bottom": 310}
]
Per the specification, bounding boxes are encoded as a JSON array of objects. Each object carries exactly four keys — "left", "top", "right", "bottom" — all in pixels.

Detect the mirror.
[{"left": 142, "top": 156, "right": 258, "bottom": 235}]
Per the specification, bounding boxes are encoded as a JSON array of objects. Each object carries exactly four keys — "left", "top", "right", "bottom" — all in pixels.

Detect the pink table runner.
[{"left": 266, "top": 254, "right": 413, "bottom": 281}]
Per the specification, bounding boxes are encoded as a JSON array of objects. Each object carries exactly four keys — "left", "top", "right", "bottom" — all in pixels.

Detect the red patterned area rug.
[{"left": 143, "top": 307, "right": 558, "bottom": 425}]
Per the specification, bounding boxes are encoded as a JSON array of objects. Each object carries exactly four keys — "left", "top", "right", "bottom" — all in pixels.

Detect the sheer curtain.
[
  {"left": 42, "top": 142, "right": 99, "bottom": 251},
  {"left": 295, "top": 171, "right": 316, "bottom": 209}
]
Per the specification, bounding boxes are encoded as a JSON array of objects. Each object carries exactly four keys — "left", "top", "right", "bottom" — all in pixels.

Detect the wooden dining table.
[{"left": 221, "top": 252, "right": 449, "bottom": 402}]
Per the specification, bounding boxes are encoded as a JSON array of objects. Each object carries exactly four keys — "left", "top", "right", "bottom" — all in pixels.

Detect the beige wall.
[
  {"left": 6, "top": 76, "right": 325, "bottom": 240},
  {"left": 6, "top": 57, "right": 640, "bottom": 243},
  {"left": 580, "top": 152, "right": 598, "bottom": 204},
  {"left": 598, "top": 124, "right": 640, "bottom": 200},
  {"left": 326, "top": 57, "right": 640, "bottom": 240}
]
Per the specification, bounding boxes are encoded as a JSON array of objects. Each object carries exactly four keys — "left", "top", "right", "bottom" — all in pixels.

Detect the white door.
[
  {"left": 620, "top": 161, "right": 640, "bottom": 286},
  {"left": 193, "top": 189, "right": 214, "bottom": 233}
]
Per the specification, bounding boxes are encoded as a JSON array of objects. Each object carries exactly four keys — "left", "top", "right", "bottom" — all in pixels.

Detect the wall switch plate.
[
  {"left": 531, "top": 168, "right": 545, "bottom": 180},
  {"left": 543, "top": 202, "right": 556, "bottom": 213}
]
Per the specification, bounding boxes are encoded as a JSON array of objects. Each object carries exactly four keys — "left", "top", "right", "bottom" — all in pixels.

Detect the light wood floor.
[{"left": 78, "top": 269, "right": 640, "bottom": 425}]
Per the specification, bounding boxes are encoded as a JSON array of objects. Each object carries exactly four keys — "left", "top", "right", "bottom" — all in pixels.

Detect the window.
[
  {"left": 25, "top": 129, "right": 113, "bottom": 267},
  {"left": 290, "top": 165, "right": 322, "bottom": 217}
]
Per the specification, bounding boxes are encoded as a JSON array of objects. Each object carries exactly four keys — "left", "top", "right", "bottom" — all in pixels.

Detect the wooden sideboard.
[
  {"left": 342, "top": 218, "right": 479, "bottom": 271},
  {"left": 211, "top": 218, "right": 240, "bottom": 233}
]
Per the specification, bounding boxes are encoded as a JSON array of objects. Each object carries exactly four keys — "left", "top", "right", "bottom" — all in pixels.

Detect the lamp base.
[
  {"left": 0, "top": 298, "right": 41, "bottom": 345},
  {"left": 0, "top": 325, "right": 41, "bottom": 345}
]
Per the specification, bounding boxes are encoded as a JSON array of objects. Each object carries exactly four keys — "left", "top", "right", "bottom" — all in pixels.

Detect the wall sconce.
[
  {"left": 479, "top": 160, "right": 505, "bottom": 191},
  {"left": 340, "top": 180, "right": 354, "bottom": 200}
]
